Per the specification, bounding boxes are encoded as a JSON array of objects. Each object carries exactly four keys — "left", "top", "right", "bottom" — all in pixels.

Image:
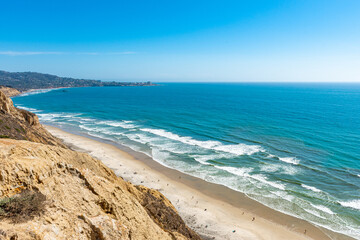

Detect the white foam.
[
  {"left": 191, "top": 155, "right": 213, "bottom": 165},
  {"left": 339, "top": 199, "right": 360, "bottom": 210},
  {"left": 194, "top": 158, "right": 213, "bottom": 165},
  {"left": 213, "top": 144, "right": 264, "bottom": 155},
  {"left": 86, "top": 132, "right": 113, "bottom": 142},
  {"left": 125, "top": 132, "right": 193, "bottom": 155},
  {"left": 37, "top": 112, "right": 83, "bottom": 122},
  {"left": 79, "top": 118, "right": 93, "bottom": 122},
  {"left": 150, "top": 148, "right": 173, "bottom": 168},
  {"left": 250, "top": 174, "right": 286, "bottom": 190},
  {"left": 219, "top": 168, "right": 287, "bottom": 190},
  {"left": 215, "top": 166, "right": 253, "bottom": 177},
  {"left": 260, "top": 164, "right": 298, "bottom": 175},
  {"left": 79, "top": 125, "right": 95, "bottom": 132},
  {"left": 281, "top": 165, "right": 298, "bottom": 175},
  {"left": 78, "top": 125, "right": 124, "bottom": 138},
  {"left": 19, "top": 88, "right": 57, "bottom": 96},
  {"left": 141, "top": 128, "right": 218, "bottom": 147},
  {"left": 140, "top": 128, "right": 263, "bottom": 156},
  {"left": 260, "top": 164, "right": 279, "bottom": 173},
  {"left": 192, "top": 153, "right": 235, "bottom": 163},
  {"left": 37, "top": 113, "right": 62, "bottom": 121},
  {"left": 100, "top": 120, "right": 136, "bottom": 129},
  {"left": 62, "top": 113, "right": 82, "bottom": 118},
  {"left": 301, "top": 184, "right": 322, "bottom": 193},
  {"left": 310, "top": 203, "right": 334, "bottom": 215},
  {"left": 15, "top": 105, "right": 42, "bottom": 113},
  {"left": 304, "top": 208, "right": 327, "bottom": 219},
  {"left": 357, "top": 174, "right": 360, "bottom": 178},
  {"left": 272, "top": 191, "right": 295, "bottom": 202},
  {"left": 126, "top": 133, "right": 153, "bottom": 145},
  {"left": 279, "top": 157, "right": 300, "bottom": 165}
]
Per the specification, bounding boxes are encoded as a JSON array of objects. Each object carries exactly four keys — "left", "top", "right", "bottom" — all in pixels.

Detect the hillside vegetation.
[{"left": 0, "top": 70, "right": 154, "bottom": 91}]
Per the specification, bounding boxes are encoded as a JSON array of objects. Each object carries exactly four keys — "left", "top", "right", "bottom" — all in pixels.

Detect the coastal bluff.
[
  {"left": 0, "top": 87, "right": 20, "bottom": 98},
  {"left": 0, "top": 90, "right": 66, "bottom": 147},
  {"left": 0, "top": 90, "right": 200, "bottom": 239}
]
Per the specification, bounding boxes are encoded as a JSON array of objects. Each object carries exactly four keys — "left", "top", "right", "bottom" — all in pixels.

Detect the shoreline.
[
  {"left": 11, "top": 84, "right": 157, "bottom": 98},
  {"left": 45, "top": 125, "right": 353, "bottom": 240},
  {"left": 15, "top": 87, "right": 72, "bottom": 97}
]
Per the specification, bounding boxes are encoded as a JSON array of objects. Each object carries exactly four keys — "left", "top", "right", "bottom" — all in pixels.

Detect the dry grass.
[{"left": 0, "top": 190, "right": 46, "bottom": 223}]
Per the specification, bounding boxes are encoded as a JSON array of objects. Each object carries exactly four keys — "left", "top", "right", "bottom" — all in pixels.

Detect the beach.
[{"left": 45, "top": 125, "right": 352, "bottom": 240}]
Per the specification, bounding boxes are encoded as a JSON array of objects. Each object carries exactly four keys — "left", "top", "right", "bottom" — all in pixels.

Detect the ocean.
[{"left": 13, "top": 83, "right": 360, "bottom": 238}]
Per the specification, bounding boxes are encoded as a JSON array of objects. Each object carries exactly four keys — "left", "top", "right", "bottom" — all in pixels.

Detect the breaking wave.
[
  {"left": 339, "top": 199, "right": 360, "bottom": 210},
  {"left": 19, "top": 88, "right": 59, "bottom": 97},
  {"left": 301, "top": 184, "right": 322, "bottom": 193},
  {"left": 279, "top": 157, "right": 300, "bottom": 165},
  {"left": 140, "top": 128, "right": 264, "bottom": 156}
]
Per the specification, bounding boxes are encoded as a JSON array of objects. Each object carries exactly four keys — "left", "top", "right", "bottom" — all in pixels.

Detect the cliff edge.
[
  {"left": 0, "top": 86, "right": 20, "bottom": 97},
  {"left": 0, "top": 90, "right": 66, "bottom": 148}
]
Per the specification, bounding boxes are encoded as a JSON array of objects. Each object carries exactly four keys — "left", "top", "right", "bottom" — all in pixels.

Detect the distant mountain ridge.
[{"left": 0, "top": 70, "right": 154, "bottom": 91}]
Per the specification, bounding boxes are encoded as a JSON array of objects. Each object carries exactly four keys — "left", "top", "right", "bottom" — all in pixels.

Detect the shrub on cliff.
[{"left": 0, "top": 190, "right": 46, "bottom": 223}]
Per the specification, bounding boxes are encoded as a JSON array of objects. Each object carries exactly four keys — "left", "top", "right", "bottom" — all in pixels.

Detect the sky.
[{"left": 0, "top": 0, "right": 360, "bottom": 82}]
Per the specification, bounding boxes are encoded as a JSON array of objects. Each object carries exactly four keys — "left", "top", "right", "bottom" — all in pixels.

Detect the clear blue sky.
[{"left": 0, "top": 0, "right": 359, "bottom": 82}]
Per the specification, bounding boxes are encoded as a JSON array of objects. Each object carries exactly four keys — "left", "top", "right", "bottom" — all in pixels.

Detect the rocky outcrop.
[
  {"left": 0, "top": 139, "right": 200, "bottom": 240},
  {"left": 0, "top": 86, "right": 21, "bottom": 97},
  {"left": 130, "top": 186, "right": 200, "bottom": 240},
  {"left": 0, "top": 90, "right": 66, "bottom": 147}
]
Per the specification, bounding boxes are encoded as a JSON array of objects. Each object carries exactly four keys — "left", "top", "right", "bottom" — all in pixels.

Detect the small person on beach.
[{"left": 252, "top": 217, "right": 255, "bottom": 221}]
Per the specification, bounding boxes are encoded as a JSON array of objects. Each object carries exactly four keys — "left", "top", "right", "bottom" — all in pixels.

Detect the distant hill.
[{"left": 0, "top": 70, "right": 154, "bottom": 91}]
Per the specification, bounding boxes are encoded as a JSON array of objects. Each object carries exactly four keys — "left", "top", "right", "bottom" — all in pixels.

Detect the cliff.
[
  {"left": 0, "top": 90, "right": 200, "bottom": 240},
  {"left": 0, "top": 87, "right": 21, "bottom": 97},
  {"left": 0, "top": 90, "right": 67, "bottom": 148}
]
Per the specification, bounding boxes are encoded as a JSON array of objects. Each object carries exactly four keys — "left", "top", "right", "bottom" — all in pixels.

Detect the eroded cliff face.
[
  {"left": 0, "top": 87, "right": 20, "bottom": 98},
  {"left": 0, "top": 140, "right": 200, "bottom": 240},
  {"left": 0, "top": 90, "right": 66, "bottom": 148},
  {"left": 0, "top": 90, "right": 200, "bottom": 240}
]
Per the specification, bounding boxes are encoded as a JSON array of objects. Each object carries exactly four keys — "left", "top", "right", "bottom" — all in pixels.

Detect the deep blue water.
[{"left": 13, "top": 83, "right": 360, "bottom": 238}]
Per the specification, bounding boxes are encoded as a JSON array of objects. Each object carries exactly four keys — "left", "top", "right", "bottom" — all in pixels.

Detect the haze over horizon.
[{"left": 1, "top": 0, "right": 359, "bottom": 82}]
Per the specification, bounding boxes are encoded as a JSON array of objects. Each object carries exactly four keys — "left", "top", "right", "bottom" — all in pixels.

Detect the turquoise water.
[{"left": 13, "top": 83, "right": 360, "bottom": 238}]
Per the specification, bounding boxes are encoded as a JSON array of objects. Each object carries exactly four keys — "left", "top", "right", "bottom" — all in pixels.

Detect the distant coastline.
[{"left": 0, "top": 70, "right": 156, "bottom": 92}]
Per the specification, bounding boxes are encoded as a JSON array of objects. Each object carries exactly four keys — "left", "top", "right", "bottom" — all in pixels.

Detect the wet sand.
[{"left": 45, "top": 125, "right": 353, "bottom": 240}]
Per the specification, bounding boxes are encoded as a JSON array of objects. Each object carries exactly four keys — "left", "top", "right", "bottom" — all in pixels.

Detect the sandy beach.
[{"left": 45, "top": 125, "right": 352, "bottom": 240}]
